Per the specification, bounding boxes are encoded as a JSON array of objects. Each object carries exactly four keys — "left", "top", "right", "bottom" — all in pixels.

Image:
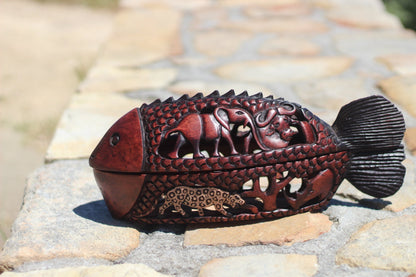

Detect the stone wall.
[{"left": 1, "top": 0, "right": 416, "bottom": 276}]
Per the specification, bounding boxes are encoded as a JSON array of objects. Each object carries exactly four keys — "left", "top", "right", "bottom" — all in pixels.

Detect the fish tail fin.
[{"left": 332, "top": 95, "right": 406, "bottom": 198}]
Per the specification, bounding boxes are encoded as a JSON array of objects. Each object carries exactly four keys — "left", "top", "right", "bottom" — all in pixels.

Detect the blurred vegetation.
[
  {"left": 34, "top": 0, "right": 118, "bottom": 9},
  {"left": 383, "top": 0, "right": 416, "bottom": 30}
]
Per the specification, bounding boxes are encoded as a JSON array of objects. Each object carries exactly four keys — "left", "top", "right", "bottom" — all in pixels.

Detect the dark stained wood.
[{"left": 89, "top": 92, "right": 406, "bottom": 224}]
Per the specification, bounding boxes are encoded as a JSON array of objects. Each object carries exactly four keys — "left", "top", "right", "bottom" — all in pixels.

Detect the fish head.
[{"left": 89, "top": 108, "right": 144, "bottom": 173}]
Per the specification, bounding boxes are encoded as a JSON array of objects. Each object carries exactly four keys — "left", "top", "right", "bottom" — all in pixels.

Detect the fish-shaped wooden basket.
[{"left": 89, "top": 92, "right": 406, "bottom": 224}]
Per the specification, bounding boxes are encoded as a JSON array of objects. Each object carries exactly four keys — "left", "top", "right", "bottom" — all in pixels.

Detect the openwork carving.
[
  {"left": 159, "top": 186, "right": 245, "bottom": 217},
  {"left": 90, "top": 91, "right": 406, "bottom": 224}
]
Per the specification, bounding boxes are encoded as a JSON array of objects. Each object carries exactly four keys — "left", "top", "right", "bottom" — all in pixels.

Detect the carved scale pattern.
[{"left": 123, "top": 91, "right": 349, "bottom": 222}]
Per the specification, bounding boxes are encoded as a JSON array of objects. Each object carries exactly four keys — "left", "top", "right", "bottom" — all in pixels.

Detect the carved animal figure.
[
  {"left": 159, "top": 186, "right": 245, "bottom": 216},
  {"left": 254, "top": 106, "right": 299, "bottom": 149},
  {"left": 90, "top": 91, "right": 406, "bottom": 224},
  {"left": 164, "top": 107, "right": 266, "bottom": 158}
]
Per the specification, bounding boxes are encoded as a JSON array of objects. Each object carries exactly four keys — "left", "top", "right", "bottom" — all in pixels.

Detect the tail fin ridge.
[{"left": 332, "top": 95, "right": 406, "bottom": 198}]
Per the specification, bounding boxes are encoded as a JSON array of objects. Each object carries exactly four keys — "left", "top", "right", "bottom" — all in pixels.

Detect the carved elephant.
[{"left": 164, "top": 107, "right": 264, "bottom": 158}]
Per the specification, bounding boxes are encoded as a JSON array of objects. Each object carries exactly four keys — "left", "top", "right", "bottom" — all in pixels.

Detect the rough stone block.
[
  {"left": 294, "top": 78, "right": 370, "bottom": 111},
  {"left": 336, "top": 215, "right": 416, "bottom": 272},
  {"left": 220, "top": 18, "right": 328, "bottom": 34},
  {"left": 334, "top": 30, "right": 416, "bottom": 59},
  {"left": 99, "top": 9, "right": 182, "bottom": 67},
  {"left": 79, "top": 66, "right": 177, "bottom": 94},
  {"left": 194, "top": 30, "right": 251, "bottom": 57},
  {"left": 327, "top": 9, "right": 401, "bottom": 29},
  {"left": 0, "top": 160, "right": 140, "bottom": 271},
  {"left": 184, "top": 213, "right": 332, "bottom": 246},
  {"left": 2, "top": 264, "right": 170, "bottom": 277},
  {"left": 405, "top": 128, "right": 416, "bottom": 156},
  {"left": 376, "top": 54, "right": 416, "bottom": 75},
  {"left": 199, "top": 254, "right": 318, "bottom": 277},
  {"left": 215, "top": 57, "right": 353, "bottom": 83},
  {"left": 258, "top": 37, "right": 320, "bottom": 57},
  {"left": 378, "top": 75, "right": 416, "bottom": 117}
]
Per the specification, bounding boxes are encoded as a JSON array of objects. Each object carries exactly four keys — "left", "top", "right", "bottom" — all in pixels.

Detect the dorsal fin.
[
  {"left": 163, "top": 97, "right": 174, "bottom": 103},
  {"left": 251, "top": 92, "right": 263, "bottom": 99},
  {"left": 150, "top": 99, "right": 161, "bottom": 105},
  {"left": 178, "top": 94, "right": 190, "bottom": 101},
  {"left": 266, "top": 95, "right": 274, "bottom": 99},
  {"left": 223, "top": 90, "right": 235, "bottom": 97},
  {"left": 238, "top": 91, "right": 248, "bottom": 97},
  {"left": 207, "top": 90, "right": 220, "bottom": 97},
  {"left": 191, "top": 92, "right": 203, "bottom": 100}
]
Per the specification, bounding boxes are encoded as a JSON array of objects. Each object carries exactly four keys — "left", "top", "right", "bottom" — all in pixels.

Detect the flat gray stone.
[
  {"left": 0, "top": 160, "right": 140, "bottom": 271},
  {"left": 336, "top": 215, "right": 416, "bottom": 272},
  {"left": 215, "top": 57, "right": 353, "bottom": 83},
  {"left": 199, "top": 254, "right": 318, "bottom": 277},
  {"left": 184, "top": 213, "right": 332, "bottom": 247},
  {"left": 378, "top": 75, "right": 416, "bottom": 118},
  {"left": 334, "top": 30, "right": 416, "bottom": 59},
  {"left": 79, "top": 66, "right": 177, "bottom": 94},
  {"left": 2, "top": 264, "right": 170, "bottom": 277},
  {"left": 99, "top": 9, "right": 182, "bottom": 67},
  {"left": 293, "top": 78, "right": 371, "bottom": 111}
]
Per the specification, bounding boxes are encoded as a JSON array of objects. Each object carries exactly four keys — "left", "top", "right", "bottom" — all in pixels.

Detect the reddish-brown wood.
[{"left": 89, "top": 92, "right": 406, "bottom": 224}]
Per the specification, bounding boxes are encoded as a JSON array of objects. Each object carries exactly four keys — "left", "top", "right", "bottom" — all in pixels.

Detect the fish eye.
[
  {"left": 236, "top": 111, "right": 244, "bottom": 115},
  {"left": 110, "top": 133, "right": 120, "bottom": 146}
]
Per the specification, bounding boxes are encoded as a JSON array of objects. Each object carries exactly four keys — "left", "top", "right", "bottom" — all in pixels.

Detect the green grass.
[
  {"left": 34, "top": 0, "right": 119, "bottom": 9},
  {"left": 74, "top": 62, "right": 90, "bottom": 83},
  {"left": 383, "top": 0, "right": 416, "bottom": 30}
]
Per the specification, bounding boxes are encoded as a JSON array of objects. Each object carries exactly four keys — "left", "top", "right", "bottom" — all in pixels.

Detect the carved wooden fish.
[{"left": 89, "top": 91, "right": 406, "bottom": 224}]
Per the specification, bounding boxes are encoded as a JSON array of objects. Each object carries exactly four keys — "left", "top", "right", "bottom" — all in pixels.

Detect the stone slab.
[
  {"left": 220, "top": 18, "right": 328, "bottom": 34},
  {"left": 79, "top": 66, "right": 177, "bottom": 94},
  {"left": 244, "top": 3, "right": 312, "bottom": 18},
  {"left": 376, "top": 54, "right": 416, "bottom": 75},
  {"left": 215, "top": 57, "right": 353, "bottom": 83},
  {"left": 198, "top": 254, "right": 318, "bottom": 277},
  {"left": 405, "top": 128, "right": 416, "bottom": 156},
  {"left": 220, "top": 0, "right": 300, "bottom": 7},
  {"left": 0, "top": 160, "right": 140, "bottom": 271},
  {"left": 378, "top": 75, "right": 416, "bottom": 117},
  {"left": 2, "top": 264, "right": 170, "bottom": 277},
  {"left": 45, "top": 92, "right": 142, "bottom": 161},
  {"left": 99, "top": 9, "right": 181, "bottom": 67},
  {"left": 258, "top": 37, "right": 320, "bottom": 57},
  {"left": 293, "top": 78, "right": 370, "bottom": 111},
  {"left": 120, "top": 0, "right": 210, "bottom": 10},
  {"left": 184, "top": 213, "right": 332, "bottom": 246},
  {"left": 334, "top": 30, "right": 416, "bottom": 59},
  {"left": 327, "top": 9, "right": 401, "bottom": 29},
  {"left": 194, "top": 30, "right": 251, "bottom": 57},
  {"left": 336, "top": 215, "right": 416, "bottom": 272}
]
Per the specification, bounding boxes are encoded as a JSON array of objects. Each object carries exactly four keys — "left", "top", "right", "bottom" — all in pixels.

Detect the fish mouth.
[{"left": 93, "top": 169, "right": 146, "bottom": 219}]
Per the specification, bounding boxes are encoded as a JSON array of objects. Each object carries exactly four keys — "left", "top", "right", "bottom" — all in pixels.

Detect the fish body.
[{"left": 90, "top": 91, "right": 405, "bottom": 224}]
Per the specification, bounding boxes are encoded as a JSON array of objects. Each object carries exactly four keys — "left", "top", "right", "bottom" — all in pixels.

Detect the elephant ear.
[{"left": 214, "top": 108, "right": 231, "bottom": 131}]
